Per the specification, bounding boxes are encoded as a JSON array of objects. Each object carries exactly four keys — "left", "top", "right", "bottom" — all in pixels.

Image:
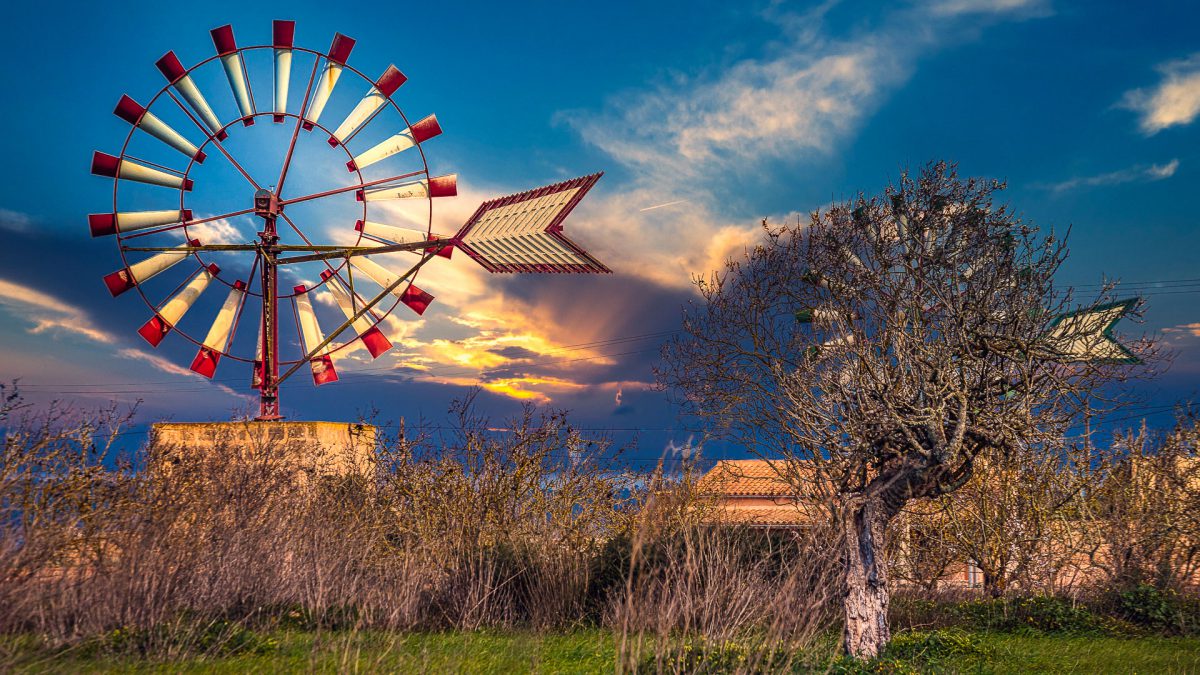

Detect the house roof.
[
  {"left": 711, "top": 507, "right": 813, "bottom": 528},
  {"left": 696, "top": 459, "right": 809, "bottom": 497}
]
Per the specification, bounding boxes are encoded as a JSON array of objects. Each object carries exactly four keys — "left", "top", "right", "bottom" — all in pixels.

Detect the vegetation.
[{"left": 659, "top": 162, "right": 1158, "bottom": 656}]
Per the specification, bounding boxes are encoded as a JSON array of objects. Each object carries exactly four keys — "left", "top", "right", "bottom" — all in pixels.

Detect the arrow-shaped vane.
[
  {"left": 1042, "top": 298, "right": 1140, "bottom": 364},
  {"left": 454, "top": 173, "right": 610, "bottom": 273}
]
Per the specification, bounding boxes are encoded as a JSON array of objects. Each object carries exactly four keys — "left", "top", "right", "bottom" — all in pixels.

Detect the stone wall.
[{"left": 149, "top": 421, "right": 376, "bottom": 481}]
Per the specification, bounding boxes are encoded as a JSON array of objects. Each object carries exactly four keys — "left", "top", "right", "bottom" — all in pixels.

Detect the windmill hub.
[{"left": 253, "top": 188, "right": 282, "bottom": 219}]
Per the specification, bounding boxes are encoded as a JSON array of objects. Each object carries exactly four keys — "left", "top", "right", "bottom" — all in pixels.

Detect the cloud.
[
  {"left": 565, "top": 2, "right": 1044, "bottom": 193},
  {"left": 1164, "top": 323, "right": 1200, "bottom": 338},
  {"left": 116, "top": 348, "right": 198, "bottom": 378},
  {"left": 1122, "top": 54, "right": 1200, "bottom": 134},
  {"left": 1039, "top": 159, "right": 1179, "bottom": 193},
  {"left": 927, "top": 0, "right": 1051, "bottom": 17},
  {"left": 0, "top": 278, "right": 115, "bottom": 344},
  {"left": 0, "top": 208, "right": 32, "bottom": 233},
  {"left": 115, "top": 348, "right": 252, "bottom": 401},
  {"left": 0, "top": 277, "right": 250, "bottom": 403},
  {"left": 187, "top": 217, "right": 242, "bottom": 245},
  {"left": 556, "top": 2, "right": 1049, "bottom": 288}
]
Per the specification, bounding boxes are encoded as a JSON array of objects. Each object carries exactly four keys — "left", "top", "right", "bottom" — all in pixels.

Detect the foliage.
[
  {"left": 884, "top": 628, "right": 992, "bottom": 661},
  {"left": 80, "top": 617, "right": 280, "bottom": 659},
  {"left": 1106, "top": 584, "right": 1200, "bottom": 635},
  {"left": 659, "top": 161, "right": 1154, "bottom": 657},
  {"left": 1083, "top": 411, "right": 1200, "bottom": 591}
]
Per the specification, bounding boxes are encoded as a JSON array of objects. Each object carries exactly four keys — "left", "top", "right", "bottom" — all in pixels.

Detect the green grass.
[
  {"left": 921, "top": 633, "right": 1200, "bottom": 674},
  {"left": 3, "top": 630, "right": 615, "bottom": 674},
  {"left": 5, "top": 629, "right": 1200, "bottom": 673}
]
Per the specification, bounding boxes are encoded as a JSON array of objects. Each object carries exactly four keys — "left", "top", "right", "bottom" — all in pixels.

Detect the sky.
[{"left": 0, "top": 0, "right": 1197, "bottom": 463}]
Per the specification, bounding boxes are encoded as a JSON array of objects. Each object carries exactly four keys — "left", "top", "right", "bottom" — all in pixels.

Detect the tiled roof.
[
  {"left": 696, "top": 459, "right": 810, "bottom": 497},
  {"left": 710, "top": 507, "right": 813, "bottom": 527}
]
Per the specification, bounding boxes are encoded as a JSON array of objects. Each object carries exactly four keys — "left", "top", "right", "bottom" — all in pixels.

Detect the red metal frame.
[
  {"left": 96, "top": 22, "right": 438, "bottom": 420},
  {"left": 93, "top": 20, "right": 608, "bottom": 421}
]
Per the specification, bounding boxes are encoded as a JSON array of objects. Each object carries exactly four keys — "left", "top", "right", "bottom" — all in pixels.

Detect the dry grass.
[{"left": 0, "top": 388, "right": 842, "bottom": 671}]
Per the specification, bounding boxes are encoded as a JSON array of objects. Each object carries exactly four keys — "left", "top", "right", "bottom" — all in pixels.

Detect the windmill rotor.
[{"left": 90, "top": 20, "right": 609, "bottom": 420}]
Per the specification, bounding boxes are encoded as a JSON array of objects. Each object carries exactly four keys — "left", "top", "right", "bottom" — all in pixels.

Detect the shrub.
[
  {"left": 884, "top": 629, "right": 991, "bottom": 662},
  {"left": 1105, "top": 584, "right": 1200, "bottom": 635},
  {"left": 949, "top": 596, "right": 1134, "bottom": 636}
]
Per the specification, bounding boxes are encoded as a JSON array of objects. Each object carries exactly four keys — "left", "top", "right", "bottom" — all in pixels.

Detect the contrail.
[{"left": 639, "top": 199, "right": 688, "bottom": 212}]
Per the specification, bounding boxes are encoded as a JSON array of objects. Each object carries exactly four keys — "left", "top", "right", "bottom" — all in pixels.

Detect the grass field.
[{"left": 7, "top": 629, "right": 1200, "bottom": 674}]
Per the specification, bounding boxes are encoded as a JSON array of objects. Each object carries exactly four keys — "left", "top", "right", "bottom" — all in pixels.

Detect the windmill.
[{"left": 91, "top": 21, "right": 609, "bottom": 421}]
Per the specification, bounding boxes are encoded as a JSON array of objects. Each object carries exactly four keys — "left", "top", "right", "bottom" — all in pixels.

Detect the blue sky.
[{"left": 0, "top": 0, "right": 1197, "bottom": 461}]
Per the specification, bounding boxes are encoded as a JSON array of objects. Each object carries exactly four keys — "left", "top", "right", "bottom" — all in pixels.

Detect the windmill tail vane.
[{"left": 89, "top": 19, "right": 610, "bottom": 421}]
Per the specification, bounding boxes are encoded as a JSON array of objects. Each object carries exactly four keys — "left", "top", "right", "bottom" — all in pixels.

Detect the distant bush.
[
  {"left": 1101, "top": 584, "right": 1200, "bottom": 635},
  {"left": 80, "top": 616, "right": 278, "bottom": 658},
  {"left": 884, "top": 629, "right": 992, "bottom": 661}
]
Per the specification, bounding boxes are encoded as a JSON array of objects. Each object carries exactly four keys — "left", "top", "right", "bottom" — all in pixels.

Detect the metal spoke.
[
  {"left": 164, "top": 90, "right": 261, "bottom": 192},
  {"left": 277, "top": 169, "right": 425, "bottom": 207},
  {"left": 278, "top": 250, "right": 437, "bottom": 386},
  {"left": 277, "top": 239, "right": 450, "bottom": 265},
  {"left": 276, "top": 56, "right": 321, "bottom": 197}
]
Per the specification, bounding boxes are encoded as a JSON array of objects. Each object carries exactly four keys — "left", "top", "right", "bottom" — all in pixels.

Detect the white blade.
[
  {"left": 294, "top": 286, "right": 332, "bottom": 356},
  {"left": 358, "top": 174, "right": 457, "bottom": 201},
  {"left": 202, "top": 280, "right": 245, "bottom": 351},
  {"left": 348, "top": 256, "right": 407, "bottom": 300},
  {"left": 157, "top": 51, "right": 224, "bottom": 138},
  {"left": 272, "top": 20, "right": 294, "bottom": 121},
  {"left": 114, "top": 96, "right": 204, "bottom": 162},
  {"left": 347, "top": 114, "right": 441, "bottom": 172},
  {"left": 274, "top": 49, "right": 292, "bottom": 120},
  {"left": 220, "top": 54, "right": 254, "bottom": 120},
  {"left": 329, "top": 65, "right": 405, "bottom": 146},
  {"left": 129, "top": 241, "right": 197, "bottom": 284},
  {"left": 158, "top": 264, "right": 216, "bottom": 326},
  {"left": 304, "top": 62, "right": 343, "bottom": 128},
  {"left": 293, "top": 285, "right": 339, "bottom": 385},
  {"left": 89, "top": 209, "right": 191, "bottom": 237},
  {"left": 357, "top": 220, "right": 427, "bottom": 245}
]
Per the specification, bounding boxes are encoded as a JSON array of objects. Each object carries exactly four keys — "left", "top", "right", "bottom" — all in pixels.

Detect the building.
[
  {"left": 694, "top": 458, "right": 985, "bottom": 589},
  {"left": 694, "top": 459, "right": 822, "bottom": 528}
]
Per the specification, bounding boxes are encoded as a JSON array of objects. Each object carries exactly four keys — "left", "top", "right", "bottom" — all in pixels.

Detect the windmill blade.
[
  {"left": 302, "top": 33, "right": 355, "bottom": 130},
  {"left": 347, "top": 256, "right": 435, "bottom": 315},
  {"left": 114, "top": 95, "right": 206, "bottom": 163},
  {"left": 138, "top": 263, "right": 219, "bottom": 346},
  {"left": 293, "top": 285, "right": 339, "bottom": 385},
  {"left": 103, "top": 238, "right": 201, "bottom": 297},
  {"left": 155, "top": 51, "right": 226, "bottom": 140},
  {"left": 210, "top": 25, "right": 255, "bottom": 125},
  {"left": 357, "top": 174, "right": 457, "bottom": 201},
  {"left": 319, "top": 270, "right": 392, "bottom": 358},
  {"left": 328, "top": 65, "right": 406, "bottom": 147},
  {"left": 92, "top": 152, "right": 193, "bottom": 191},
  {"left": 454, "top": 173, "right": 609, "bottom": 273},
  {"left": 355, "top": 220, "right": 452, "bottom": 259},
  {"left": 272, "top": 20, "right": 295, "bottom": 122},
  {"left": 191, "top": 280, "right": 247, "bottom": 377},
  {"left": 89, "top": 208, "right": 192, "bottom": 237},
  {"left": 346, "top": 114, "right": 441, "bottom": 172}
]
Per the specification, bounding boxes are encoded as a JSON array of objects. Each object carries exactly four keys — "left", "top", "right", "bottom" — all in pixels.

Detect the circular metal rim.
[{"left": 106, "top": 39, "right": 436, "bottom": 365}]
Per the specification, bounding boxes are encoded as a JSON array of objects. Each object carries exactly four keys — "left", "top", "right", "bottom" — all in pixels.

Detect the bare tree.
[
  {"left": 1085, "top": 410, "right": 1200, "bottom": 590},
  {"left": 936, "top": 441, "right": 1095, "bottom": 596},
  {"left": 659, "top": 162, "right": 1153, "bottom": 658}
]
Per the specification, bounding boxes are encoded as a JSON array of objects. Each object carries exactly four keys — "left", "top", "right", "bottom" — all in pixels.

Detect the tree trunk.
[
  {"left": 842, "top": 498, "right": 891, "bottom": 660},
  {"left": 983, "top": 567, "right": 1007, "bottom": 597}
]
